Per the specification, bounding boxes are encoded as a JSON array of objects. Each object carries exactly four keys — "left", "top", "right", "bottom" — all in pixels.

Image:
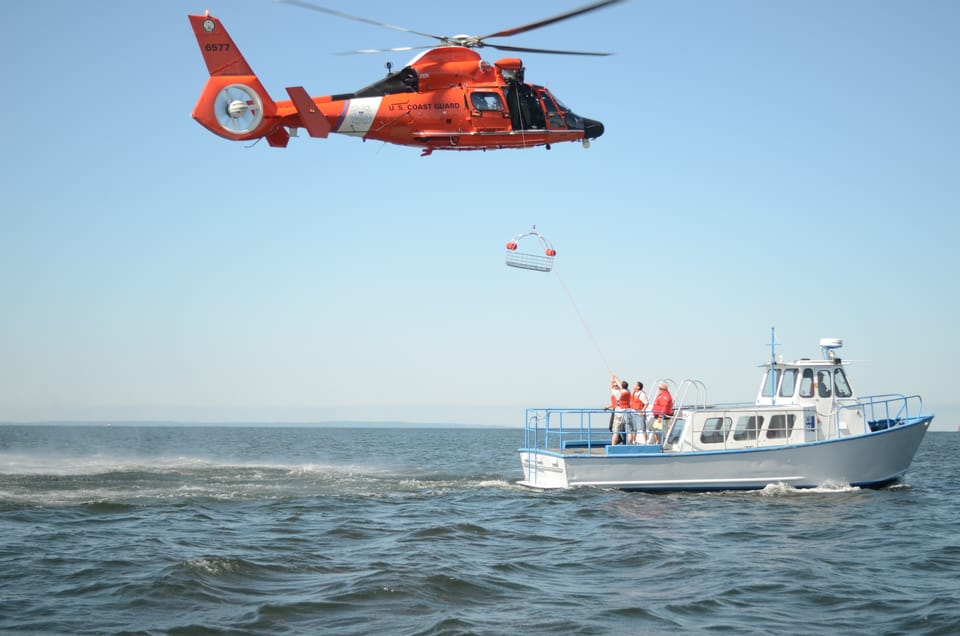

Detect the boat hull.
[{"left": 518, "top": 416, "right": 932, "bottom": 491}]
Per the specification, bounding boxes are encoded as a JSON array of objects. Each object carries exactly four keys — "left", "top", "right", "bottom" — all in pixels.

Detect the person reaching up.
[{"left": 609, "top": 373, "right": 632, "bottom": 445}]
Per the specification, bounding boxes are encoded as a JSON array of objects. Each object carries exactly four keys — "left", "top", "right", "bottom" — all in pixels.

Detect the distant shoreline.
[{"left": 0, "top": 420, "right": 517, "bottom": 429}]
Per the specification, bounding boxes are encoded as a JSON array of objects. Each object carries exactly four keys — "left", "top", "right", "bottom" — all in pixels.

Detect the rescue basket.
[{"left": 505, "top": 226, "right": 556, "bottom": 272}]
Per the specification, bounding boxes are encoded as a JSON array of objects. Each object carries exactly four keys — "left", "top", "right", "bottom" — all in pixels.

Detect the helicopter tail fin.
[
  {"left": 188, "top": 13, "right": 280, "bottom": 143},
  {"left": 189, "top": 13, "right": 254, "bottom": 76}
]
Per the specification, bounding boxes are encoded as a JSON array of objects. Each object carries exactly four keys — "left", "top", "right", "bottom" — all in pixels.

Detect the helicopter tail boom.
[{"left": 189, "top": 14, "right": 283, "bottom": 143}]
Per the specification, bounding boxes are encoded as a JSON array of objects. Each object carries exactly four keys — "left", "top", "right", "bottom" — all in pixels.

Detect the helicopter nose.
[{"left": 583, "top": 118, "right": 604, "bottom": 139}]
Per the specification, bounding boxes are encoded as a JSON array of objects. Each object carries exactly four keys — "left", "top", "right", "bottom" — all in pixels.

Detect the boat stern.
[{"left": 518, "top": 449, "right": 570, "bottom": 489}]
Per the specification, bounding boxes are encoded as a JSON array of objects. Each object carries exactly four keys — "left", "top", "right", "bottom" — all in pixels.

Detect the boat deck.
[{"left": 524, "top": 395, "right": 929, "bottom": 458}]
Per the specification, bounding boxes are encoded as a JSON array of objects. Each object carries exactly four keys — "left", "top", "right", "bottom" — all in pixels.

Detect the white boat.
[{"left": 518, "top": 337, "right": 934, "bottom": 491}]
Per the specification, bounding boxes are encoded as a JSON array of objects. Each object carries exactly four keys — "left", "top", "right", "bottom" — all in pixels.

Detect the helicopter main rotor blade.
[
  {"left": 279, "top": 0, "right": 624, "bottom": 56},
  {"left": 335, "top": 45, "right": 435, "bottom": 56},
  {"left": 277, "top": 0, "right": 444, "bottom": 43},
  {"left": 484, "top": 43, "right": 613, "bottom": 56},
  {"left": 477, "top": 0, "right": 625, "bottom": 41}
]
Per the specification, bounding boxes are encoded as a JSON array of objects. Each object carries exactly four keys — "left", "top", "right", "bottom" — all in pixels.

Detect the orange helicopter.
[{"left": 188, "top": 0, "right": 621, "bottom": 156}]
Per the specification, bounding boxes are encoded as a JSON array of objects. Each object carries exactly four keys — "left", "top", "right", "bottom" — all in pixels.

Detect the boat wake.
[
  {"left": 0, "top": 452, "right": 518, "bottom": 506},
  {"left": 759, "top": 481, "right": 861, "bottom": 496}
]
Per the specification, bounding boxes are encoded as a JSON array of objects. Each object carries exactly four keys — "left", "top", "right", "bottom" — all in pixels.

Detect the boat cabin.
[{"left": 666, "top": 339, "right": 870, "bottom": 452}]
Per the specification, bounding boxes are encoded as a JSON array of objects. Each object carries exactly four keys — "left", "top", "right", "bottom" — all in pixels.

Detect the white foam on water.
[
  {"left": 759, "top": 480, "right": 861, "bottom": 496},
  {"left": 0, "top": 451, "right": 391, "bottom": 478}
]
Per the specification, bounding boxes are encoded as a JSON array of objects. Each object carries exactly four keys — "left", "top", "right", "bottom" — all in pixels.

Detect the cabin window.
[
  {"left": 700, "top": 417, "right": 732, "bottom": 444},
  {"left": 817, "top": 370, "right": 833, "bottom": 397},
  {"left": 834, "top": 368, "right": 853, "bottom": 398},
  {"left": 733, "top": 415, "right": 763, "bottom": 441},
  {"left": 799, "top": 368, "right": 815, "bottom": 397},
  {"left": 766, "top": 414, "right": 796, "bottom": 439},
  {"left": 779, "top": 368, "right": 798, "bottom": 398},
  {"left": 761, "top": 369, "right": 780, "bottom": 398},
  {"left": 470, "top": 92, "right": 504, "bottom": 112}
]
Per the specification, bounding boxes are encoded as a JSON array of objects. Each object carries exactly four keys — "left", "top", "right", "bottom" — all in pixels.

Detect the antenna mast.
[{"left": 767, "top": 326, "right": 781, "bottom": 405}]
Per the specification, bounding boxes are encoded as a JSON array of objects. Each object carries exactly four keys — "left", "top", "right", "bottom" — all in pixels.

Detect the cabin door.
[{"left": 504, "top": 80, "right": 545, "bottom": 131}]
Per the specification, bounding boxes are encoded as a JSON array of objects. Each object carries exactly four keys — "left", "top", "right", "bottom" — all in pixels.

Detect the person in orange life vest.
[
  {"left": 609, "top": 373, "right": 632, "bottom": 445},
  {"left": 631, "top": 381, "right": 650, "bottom": 444},
  {"left": 651, "top": 382, "right": 674, "bottom": 444}
]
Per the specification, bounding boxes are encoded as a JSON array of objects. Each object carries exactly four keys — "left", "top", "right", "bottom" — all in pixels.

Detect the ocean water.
[{"left": 1, "top": 425, "right": 958, "bottom": 635}]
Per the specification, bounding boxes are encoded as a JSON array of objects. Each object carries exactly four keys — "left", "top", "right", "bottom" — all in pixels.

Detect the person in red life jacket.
[
  {"left": 609, "top": 373, "right": 632, "bottom": 445},
  {"left": 651, "top": 382, "right": 674, "bottom": 444},
  {"left": 631, "top": 381, "right": 649, "bottom": 444}
]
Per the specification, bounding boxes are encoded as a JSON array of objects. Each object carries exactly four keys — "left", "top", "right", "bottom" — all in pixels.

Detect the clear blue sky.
[{"left": 3, "top": 1, "right": 958, "bottom": 429}]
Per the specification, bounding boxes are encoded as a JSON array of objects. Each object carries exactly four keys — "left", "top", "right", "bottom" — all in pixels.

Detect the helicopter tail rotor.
[{"left": 189, "top": 14, "right": 281, "bottom": 143}]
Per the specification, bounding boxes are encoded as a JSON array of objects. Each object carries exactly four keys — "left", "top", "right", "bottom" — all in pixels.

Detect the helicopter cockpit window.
[
  {"left": 552, "top": 95, "right": 583, "bottom": 128},
  {"left": 471, "top": 92, "right": 504, "bottom": 112},
  {"left": 539, "top": 92, "right": 566, "bottom": 129}
]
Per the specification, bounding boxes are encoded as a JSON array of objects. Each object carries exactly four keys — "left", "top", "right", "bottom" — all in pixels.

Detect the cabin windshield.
[
  {"left": 800, "top": 368, "right": 815, "bottom": 397},
  {"left": 761, "top": 367, "right": 780, "bottom": 398},
  {"left": 779, "top": 368, "right": 798, "bottom": 397},
  {"left": 818, "top": 369, "right": 833, "bottom": 397},
  {"left": 765, "top": 365, "right": 850, "bottom": 400},
  {"left": 813, "top": 367, "right": 853, "bottom": 398},
  {"left": 834, "top": 368, "right": 853, "bottom": 397}
]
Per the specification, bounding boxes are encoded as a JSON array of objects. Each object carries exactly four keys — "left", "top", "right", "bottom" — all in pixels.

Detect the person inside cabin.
[
  {"left": 817, "top": 370, "right": 833, "bottom": 398},
  {"left": 608, "top": 374, "right": 632, "bottom": 445},
  {"left": 651, "top": 382, "right": 674, "bottom": 444},
  {"left": 504, "top": 78, "right": 545, "bottom": 131},
  {"left": 631, "top": 381, "right": 649, "bottom": 444}
]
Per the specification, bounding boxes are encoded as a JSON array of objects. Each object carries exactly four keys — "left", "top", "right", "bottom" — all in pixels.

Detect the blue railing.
[
  {"left": 524, "top": 408, "right": 643, "bottom": 452},
  {"left": 838, "top": 394, "right": 925, "bottom": 433}
]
